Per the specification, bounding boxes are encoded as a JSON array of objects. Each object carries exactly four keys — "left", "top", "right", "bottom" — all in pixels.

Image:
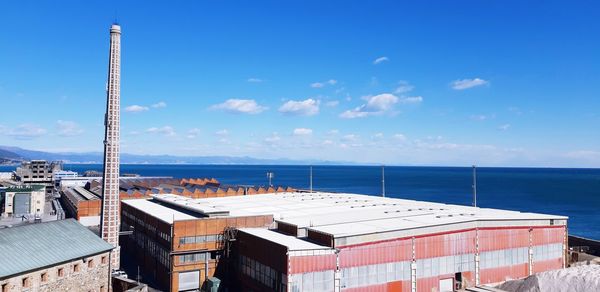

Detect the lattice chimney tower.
[{"left": 100, "top": 23, "right": 121, "bottom": 270}]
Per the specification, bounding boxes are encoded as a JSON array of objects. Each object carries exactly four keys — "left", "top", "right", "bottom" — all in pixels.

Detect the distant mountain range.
[{"left": 0, "top": 146, "right": 352, "bottom": 165}]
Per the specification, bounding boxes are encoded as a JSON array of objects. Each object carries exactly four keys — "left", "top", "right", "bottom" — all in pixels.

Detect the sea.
[{"left": 2, "top": 164, "right": 599, "bottom": 240}]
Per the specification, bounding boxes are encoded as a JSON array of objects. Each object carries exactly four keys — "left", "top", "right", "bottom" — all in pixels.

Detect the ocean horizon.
[{"left": 2, "top": 164, "right": 599, "bottom": 240}]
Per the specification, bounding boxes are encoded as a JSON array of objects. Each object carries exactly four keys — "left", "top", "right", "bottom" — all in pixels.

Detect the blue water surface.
[{"left": 2, "top": 164, "right": 599, "bottom": 239}]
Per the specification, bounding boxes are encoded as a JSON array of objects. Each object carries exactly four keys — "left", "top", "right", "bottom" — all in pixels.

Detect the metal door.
[{"left": 13, "top": 193, "right": 31, "bottom": 216}]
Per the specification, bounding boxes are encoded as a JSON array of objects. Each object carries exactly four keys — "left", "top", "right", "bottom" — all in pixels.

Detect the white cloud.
[
  {"left": 341, "top": 134, "right": 358, "bottom": 142},
  {"left": 451, "top": 78, "right": 489, "bottom": 90},
  {"left": 339, "top": 93, "right": 400, "bottom": 119},
  {"left": 365, "top": 94, "right": 399, "bottom": 111},
  {"left": 210, "top": 99, "right": 267, "bottom": 114},
  {"left": 393, "top": 134, "right": 406, "bottom": 141},
  {"left": 322, "top": 139, "right": 334, "bottom": 145},
  {"left": 470, "top": 114, "right": 488, "bottom": 121},
  {"left": 372, "top": 133, "right": 384, "bottom": 139},
  {"left": 247, "top": 78, "right": 263, "bottom": 83},
  {"left": 4, "top": 124, "right": 47, "bottom": 140},
  {"left": 373, "top": 56, "right": 389, "bottom": 64},
  {"left": 498, "top": 124, "right": 511, "bottom": 131},
  {"left": 565, "top": 150, "right": 600, "bottom": 160},
  {"left": 293, "top": 128, "right": 313, "bottom": 136},
  {"left": 264, "top": 133, "right": 281, "bottom": 143},
  {"left": 146, "top": 126, "right": 176, "bottom": 136},
  {"left": 125, "top": 105, "right": 149, "bottom": 113},
  {"left": 278, "top": 99, "right": 320, "bottom": 116},
  {"left": 339, "top": 110, "right": 369, "bottom": 119},
  {"left": 56, "top": 120, "right": 84, "bottom": 136},
  {"left": 327, "top": 129, "right": 339, "bottom": 135},
  {"left": 395, "top": 81, "right": 414, "bottom": 94},
  {"left": 215, "top": 129, "right": 229, "bottom": 136},
  {"left": 187, "top": 128, "right": 201, "bottom": 139},
  {"left": 310, "top": 79, "right": 337, "bottom": 88},
  {"left": 325, "top": 100, "right": 339, "bottom": 107},
  {"left": 399, "top": 96, "right": 423, "bottom": 104},
  {"left": 152, "top": 101, "right": 167, "bottom": 108}
]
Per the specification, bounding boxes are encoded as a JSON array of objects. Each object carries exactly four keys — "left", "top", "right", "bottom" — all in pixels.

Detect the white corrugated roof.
[
  {"left": 122, "top": 198, "right": 197, "bottom": 223},
  {"left": 142, "top": 192, "right": 566, "bottom": 238},
  {"left": 238, "top": 228, "right": 332, "bottom": 251}
]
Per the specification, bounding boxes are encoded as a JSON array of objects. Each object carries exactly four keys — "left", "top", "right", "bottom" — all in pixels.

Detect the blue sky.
[{"left": 1, "top": 1, "right": 599, "bottom": 167}]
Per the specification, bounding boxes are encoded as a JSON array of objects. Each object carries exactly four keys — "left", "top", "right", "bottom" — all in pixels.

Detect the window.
[
  {"left": 88, "top": 259, "right": 94, "bottom": 268},
  {"left": 41, "top": 272, "right": 49, "bottom": 283},
  {"left": 58, "top": 268, "right": 64, "bottom": 277},
  {"left": 73, "top": 264, "right": 80, "bottom": 273},
  {"left": 22, "top": 277, "right": 30, "bottom": 288},
  {"left": 2, "top": 283, "right": 9, "bottom": 292},
  {"left": 101, "top": 256, "right": 108, "bottom": 264}
]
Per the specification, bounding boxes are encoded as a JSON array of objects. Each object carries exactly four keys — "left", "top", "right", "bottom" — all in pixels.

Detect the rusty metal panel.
[
  {"left": 339, "top": 238, "right": 412, "bottom": 268},
  {"left": 416, "top": 276, "right": 438, "bottom": 292},
  {"left": 479, "top": 228, "right": 530, "bottom": 252},
  {"left": 532, "top": 258, "right": 562, "bottom": 274},
  {"left": 289, "top": 254, "right": 337, "bottom": 274},
  {"left": 480, "top": 263, "right": 528, "bottom": 285},
  {"left": 415, "top": 230, "right": 476, "bottom": 259},
  {"left": 532, "top": 226, "right": 564, "bottom": 245}
]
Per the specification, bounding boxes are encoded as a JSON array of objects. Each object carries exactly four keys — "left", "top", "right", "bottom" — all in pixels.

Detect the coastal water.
[{"left": 2, "top": 164, "right": 599, "bottom": 239}]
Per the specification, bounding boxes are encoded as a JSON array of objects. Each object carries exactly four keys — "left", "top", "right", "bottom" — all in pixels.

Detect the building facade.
[
  {"left": 120, "top": 198, "right": 273, "bottom": 291},
  {"left": 15, "top": 160, "right": 61, "bottom": 195},
  {"left": 0, "top": 185, "right": 45, "bottom": 218},
  {"left": 133, "top": 192, "right": 567, "bottom": 292},
  {"left": 0, "top": 219, "right": 114, "bottom": 292}
]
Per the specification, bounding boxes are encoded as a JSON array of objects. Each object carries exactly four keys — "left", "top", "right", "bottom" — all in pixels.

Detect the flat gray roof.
[{"left": 0, "top": 219, "right": 113, "bottom": 279}]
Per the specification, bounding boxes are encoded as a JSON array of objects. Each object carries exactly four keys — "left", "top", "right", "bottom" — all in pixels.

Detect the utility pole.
[
  {"left": 309, "top": 166, "right": 313, "bottom": 193},
  {"left": 382, "top": 165, "right": 386, "bottom": 198},
  {"left": 472, "top": 165, "right": 477, "bottom": 207}
]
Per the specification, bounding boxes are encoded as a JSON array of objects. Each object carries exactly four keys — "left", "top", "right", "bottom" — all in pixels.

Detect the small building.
[
  {"left": 0, "top": 184, "right": 45, "bottom": 219},
  {"left": 0, "top": 219, "right": 114, "bottom": 292},
  {"left": 15, "top": 160, "right": 62, "bottom": 195},
  {"left": 61, "top": 186, "right": 102, "bottom": 226}
]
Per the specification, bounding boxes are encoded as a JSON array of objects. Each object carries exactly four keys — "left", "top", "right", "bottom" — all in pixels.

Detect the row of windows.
[
  {"left": 5, "top": 257, "right": 107, "bottom": 290},
  {"left": 480, "top": 247, "right": 528, "bottom": 269},
  {"left": 417, "top": 253, "right": 475, "bottom": 278},
  {"left": 132, "top": 229, "right": 171, "bottom": 268},
  {"left": 533, "top": 243, "right": 563, "bottom": 262},
  {"left": 239, "top": 255, "right": 286, "bottom": 291},
  {"left": 341, "top": 261, "right": 411, "bottom": 289},
  {"left": 289, "top": 270, "right": 334, "bottom": 292},
  {"left": 178, "top": 234, "right": 223, "bottom": 245},
  {"left": 178, "top": 252, "right": 208, "bottom": 264}
]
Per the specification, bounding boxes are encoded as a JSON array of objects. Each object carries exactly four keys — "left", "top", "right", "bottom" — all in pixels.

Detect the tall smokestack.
[{"left": 100, "top": 23, "right": 121, "bottom": 270}]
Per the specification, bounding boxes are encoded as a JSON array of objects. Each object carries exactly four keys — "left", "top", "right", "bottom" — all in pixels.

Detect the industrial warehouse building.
[
  {"left": 0, "top": 184, "right": 45, "bottom": 219},
  {"left": 0, "top": 219, "right": 114, "bottom": 292},
  {"left": 120, "top": 191, "right": 567, "bottom": 292}
]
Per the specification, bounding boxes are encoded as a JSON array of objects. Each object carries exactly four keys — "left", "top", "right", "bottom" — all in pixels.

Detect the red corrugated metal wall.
[
  {"left": 289, "top": 254, "right": 337, "bottom": 274},
  {"left": 339, "top": 238, "right": 412, "bottom": 268}
]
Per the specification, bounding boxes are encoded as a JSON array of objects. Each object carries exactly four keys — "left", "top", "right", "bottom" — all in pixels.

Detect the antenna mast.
[{"left": 472, "top": 165, "right": 477, "bottom": 207}]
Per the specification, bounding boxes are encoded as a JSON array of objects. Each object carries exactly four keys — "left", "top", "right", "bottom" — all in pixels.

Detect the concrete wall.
[
  {"left": 1, "top": 189, "right": 45, "bottom": 218},
  {"left": 0, "top": 252, "right": 111, "bottom": 292}
]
